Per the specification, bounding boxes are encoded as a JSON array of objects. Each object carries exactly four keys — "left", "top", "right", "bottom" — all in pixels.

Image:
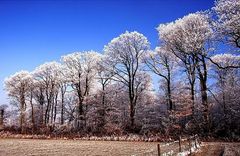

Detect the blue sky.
[{"left": 0, "top": 0, "right": 214, "bottom": 104}]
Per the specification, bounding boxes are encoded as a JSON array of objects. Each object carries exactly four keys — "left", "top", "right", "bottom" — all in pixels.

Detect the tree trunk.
[
  {"left": 38, "top": 88, "right": 45, "bottom": 127},
  {"left": 54, "top": 93, "right": 58, "bottom": 124},
  {"left": 50, "top": 98, "right": 54, "bottom": 124},
  {"left": 197, "top": 56, "right": 209, "bottom": 133},
  {"left": 61, "top": 88, "right": 65, "bottom": 125},
  {"left": 130, "top": 101, "right": 135, "bottom": 128},
  {"left": 128, "top": 77, "right": 136, "bottom": 129},
  {"left": 20, "top": 91, "right": 26, "bottom": 134},
  {"left": 101, "top": 84, "right": 106, "bottom": 126},
  {"left": 222, "top": 85, "right": 228, "bottom": 134},
  {"left": 200, "top": 79, "right": 209, "bottom": 132},
  {"left": 45, "top": 96, "right": 50, "bottom": 125},
  {"left": 30, "top": 91, "right": 35, "bottom": 132},
  {"left": 76, "top": 95, "right": 84, "bottom": 129},
  {"left": 0, "top": 109, "right": 4, "bottom": 130},
  {"left": 190, "top": 83, "right": 195, "bottom": 116},
  {"left": 167, "top": 79, "right": 173, "bottom": 111}
]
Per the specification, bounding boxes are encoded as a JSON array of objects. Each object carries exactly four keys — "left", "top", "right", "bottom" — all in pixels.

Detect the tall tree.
[
  {"left": 158, "top": 13, "right": 213, "bottom": 132},
  {"left": 32, "top": 79, "right": 45, "bottom": 126},
  {"left": 61, "top": 51, "right": 100, "bottom": 130},
  {"left": 95, "top": 55, "right": 114, "bottom": 127},
  {"left": 104, "top": 31, "right": 150, "bottom": 129},
  {"left": 58, "top": 64, "right": 68, "bottom": 125},
  {"left": 26, "top": 74, "right": 36, "bottom": 131},
  {"left": 33, "top": 61, "right": 61, "bottom": 125},
  {"left": 4, "top": 71, "right": 32, "bottom": 133},
  {"left": 145, "top": 47, "right": 178, "bottom": 111},
  {"left": 211, "top": 54, "right": 240, "bottom": 134}
]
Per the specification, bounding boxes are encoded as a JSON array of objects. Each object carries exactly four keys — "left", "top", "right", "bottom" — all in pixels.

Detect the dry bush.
[{"left": 104, "top": 123, "right": 123, "bottom": 136}]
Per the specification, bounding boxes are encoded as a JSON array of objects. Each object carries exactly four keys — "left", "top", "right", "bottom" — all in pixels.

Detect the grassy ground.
[
  {"left": 0, "top": 139, "right": 239, "bottom": 156},
  {"left": 0, "top": 139, "right": 159, "bottom": 156}
]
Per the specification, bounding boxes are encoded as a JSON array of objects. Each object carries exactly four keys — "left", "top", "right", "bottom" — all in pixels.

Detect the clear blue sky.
[{"left": 0, "top": 0, "right": 214, "bottom": 104}]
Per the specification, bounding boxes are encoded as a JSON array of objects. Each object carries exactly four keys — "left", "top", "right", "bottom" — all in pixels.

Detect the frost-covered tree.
[
  {"left": 145, "top": 46, "right": 178, "bottom": 111},
  {"left": 213, "top": 0, "right": 240, "bottom": 49},
  {"left": 158, "top": 12, "right": 213, "bottom": 132},
  {"left": 210, "top": 54, "right": 240, "bottom": 135},
  {"left": 57, "top": 64, "right": 69, "bottom": 125},
  {"left": 4, "top": 71, "right": 32, "bottom": 133},
  {"left": 24, "top": 73, "right": 36, "bottom": 130},
  {"left": 104, "top": 31, "right": 150, "bottom": 129},
  {"left": 61, "top": 51, "right": 100, "bottom": 129},
  {"left": 32, "top": 78, "right": 45, "bottom": 126},
  {"left": 95, "top": 54, "right": 114, "bottom": 128},
  {"left": 64, "top": 92, "right": 77, "bottom": 125},
  {"left": 33, "top": 61, "right": 61, "bottom": 125},
  {"left": 211, "top": 54, "right": 240, "bottom": 68},
  {"left": 4, "top": 1, "right": 240, "bottom": 137}
]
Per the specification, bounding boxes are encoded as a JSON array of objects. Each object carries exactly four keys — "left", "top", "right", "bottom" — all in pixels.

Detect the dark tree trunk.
[
  {"left": 130, "top": 102, "right": 135, "bottom": 128},
  {"left": 30, "top": 91, "right": 35, "bottom": 132},
  {"left": 61, "top": 90, "right": 64, "bottom": 125},
  {"left": 128, "top": 77, "right": 136, "bottom": 129},
  {"left": 190, "top": 82, "right": 195, "bottom": 116},
  {"left": 200, "top": 78, "right": 209, "bottom": 132},
  {"left": 75, "top": 75, "right": 89, "bottom": 130},
  {"left": 45, "top": 93, "right": 50, "bottom": 125},
  {"left": 54, "top": 93, "right": 58, "bottom": 124},
  {"left": 197, "top": 56, "right": 209, "bottom": 133},
  {"left": 101, "top": 84, "right": 106, "bottom": 126},
  {"left": 77, "top": 97, "right": 84, "bottom": 129},
  {"left": 0, "top": 109, "right": 4, "bottom": 130},
  {"left": 20, "top": 89, "right": 26, "bottom": 134},
  {"left": 50, "top": 97, "right": 54, "bottom": 124},
  {"left": 38, "top": 88, "right": 45, "bottom": 127},
  {"left": 76, "top": 82, "right": 84, "bottom": 130},
  {"left": 167, "top": 79, "right": 173, "bottom": 111}
]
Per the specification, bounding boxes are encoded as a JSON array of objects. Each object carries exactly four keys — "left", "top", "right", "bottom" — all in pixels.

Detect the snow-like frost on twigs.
[
  {"left": 211, "top": 54, "right": 240, "bottom": 67},
  {"left": 157, "top": 12, "right": 213, "bottom": 55}
]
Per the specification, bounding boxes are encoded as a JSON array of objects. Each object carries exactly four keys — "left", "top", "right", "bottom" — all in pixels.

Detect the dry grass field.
[
  {"left": 0, "top": 139, "right": 239, "bottom": 156},
  {"left": 0, "top": 139, "right": 159, "bottom": 156}
]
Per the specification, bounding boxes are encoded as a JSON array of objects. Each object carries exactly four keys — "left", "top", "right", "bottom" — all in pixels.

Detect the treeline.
[{"left": 3, "top": 0, "right": 240, "bottom": 138}]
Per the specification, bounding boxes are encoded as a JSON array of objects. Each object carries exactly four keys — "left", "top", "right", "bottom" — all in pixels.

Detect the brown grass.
[
  {"left": 0, "top": 139, "right": 159, "bottom": 156},
  {"left": 0, "top": 138, "right": 239, "bottom": 156}
]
